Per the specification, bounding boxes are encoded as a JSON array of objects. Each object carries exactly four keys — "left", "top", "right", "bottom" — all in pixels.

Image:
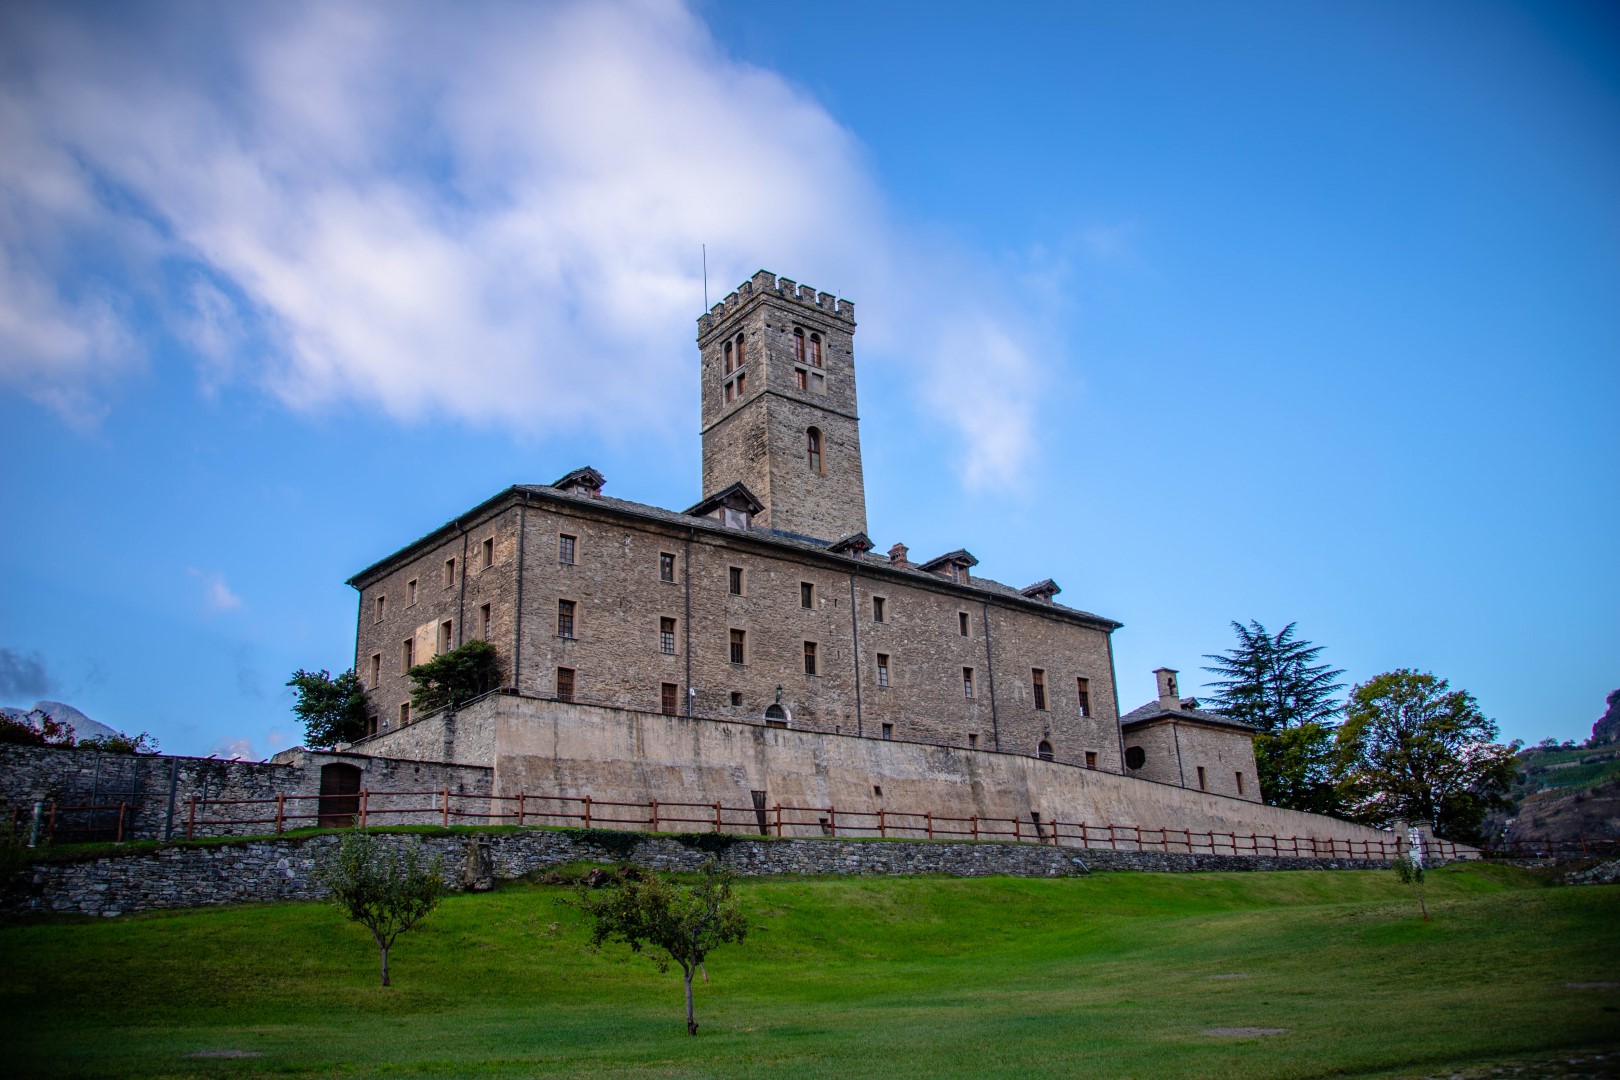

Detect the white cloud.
[
  {"left": 188, "top": 568, "right": 243, "bottom": 613},
  {"left": 0, "top": 0, "right": 1060, "bottom": 486},
  {"left": 210, "top": 736, "right": 255, "bottom": 761}
]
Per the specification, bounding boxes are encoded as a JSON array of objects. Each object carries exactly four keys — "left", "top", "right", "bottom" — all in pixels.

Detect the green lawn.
[{"left": 1, "top": 863, "right": 1615, "bottom": 1078}]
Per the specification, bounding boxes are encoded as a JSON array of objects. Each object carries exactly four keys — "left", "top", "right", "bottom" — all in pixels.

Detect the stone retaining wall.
[{"left": 3, "top": 829, "right": 1395, "bottom": 918}]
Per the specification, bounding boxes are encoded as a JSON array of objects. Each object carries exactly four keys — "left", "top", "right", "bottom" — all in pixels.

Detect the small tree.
[
  {"left": 315, "top": 828, "right": 446, "bottom": 986},
  {"left": 1392, "top": 851, "right": 1428, "bottom": 921},
  {"left": 0, "top": 709, "right": 76, "bottom": 747},
  {"left": 575, "top": 860, "right": 749, "bottom": 1035},
  {"left": 76, "top": 730, "right": 160, "bottom": 754},
  {"left": 288, "top": 668, "right": 370, "bottom": 747},
  {"left": 408, "top": 639, "right": 501, "bottom": 714}
]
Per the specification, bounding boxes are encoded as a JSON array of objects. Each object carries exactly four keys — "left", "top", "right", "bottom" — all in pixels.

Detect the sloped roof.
[{"left": 1120, "top": 699, "right": 1256, "bottom": 732}]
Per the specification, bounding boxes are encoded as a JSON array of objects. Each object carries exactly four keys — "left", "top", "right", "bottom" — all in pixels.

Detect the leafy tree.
[
  {"left": 1391, "top": 851, "right": 1428, "bottom": 921},
  {"left": 1590, "top": 689, "right": 1620, "bottom": 747},
  {"left": 287, "top": 668, "right": 370, "bottom": 747},
  {"left": 76, "top": 731, "right": 160, "bottom": 754},
  {"left": 407, "top": 639, "right": 501, "bottom": 715},
  {"left": 1202, "top": 621, "right": 1346, "bottom": 814},
  {"left": 1336, "top": 669, "right": 1518, "bottom": 844},
  {"left": 314, "top": 828, "right": 446, "bottom": 986},
  {"left": 0, "top": 709, "right": 76, "bottom": 747},
  {"left": 575, "top": 860, "right": 750, "bottom": 1035}
]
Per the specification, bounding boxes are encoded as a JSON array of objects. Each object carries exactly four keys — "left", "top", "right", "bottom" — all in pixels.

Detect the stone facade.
[{"left": 4, "top": 828, "right": 1406, "bottom": 919}]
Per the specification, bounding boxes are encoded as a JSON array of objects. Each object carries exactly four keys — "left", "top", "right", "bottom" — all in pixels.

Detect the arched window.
[
  {"left": 723, "top": 340, "right": 733, "bottom": 376},
  {"left": 1124, "top": 746, "right": 1146, "bottom": 770},
  {"left": 764, "top": 703, "right": 789, "bottom": 729},
  {"left": 1037, "top": 740, "right": 1054, "bottom": 761},
  {"left": 806, "top": 427, "right": 823, "bottom": 474},
  {"left": 734, "top": 332, "right": 746, "bottom": 368},
  {"left": 810, "top": 332, "right": 822, "bottom": 367},
  {"left": 794, "top": 327, "right": 806, "bottom": 363}
]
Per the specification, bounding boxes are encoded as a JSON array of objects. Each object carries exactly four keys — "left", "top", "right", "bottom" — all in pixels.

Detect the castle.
[{"left": 344, "top": 270, "right": 1269, "bottom": 808}]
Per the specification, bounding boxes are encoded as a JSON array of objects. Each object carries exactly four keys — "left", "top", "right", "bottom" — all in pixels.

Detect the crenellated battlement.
[{"left": 697, "top": 269, "right": 855, "bottom": 336}]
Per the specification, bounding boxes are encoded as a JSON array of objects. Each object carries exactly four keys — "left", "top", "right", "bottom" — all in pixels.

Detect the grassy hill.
[
  {"left": 0, "top": 864, "right": 1616, "bottom": 1078},
  {"left": 1491, "top": 744, "right": 1620, "bottom": 844}
]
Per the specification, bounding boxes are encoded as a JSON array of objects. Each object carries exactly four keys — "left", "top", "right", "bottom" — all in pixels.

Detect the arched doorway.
[{"left": 318, "top": 762, "right": 363, "bottom": 827}]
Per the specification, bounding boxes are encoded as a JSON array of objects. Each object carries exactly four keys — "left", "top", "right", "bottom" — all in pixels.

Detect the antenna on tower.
[{"left": 702, "top": 244, "right": 708, "bottom": 310}]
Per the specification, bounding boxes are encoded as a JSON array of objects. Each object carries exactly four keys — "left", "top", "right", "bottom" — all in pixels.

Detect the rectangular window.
[
  {"left": 375, "top": 595, "right": 386, "bottom": 623},
  {"left": 407, "top": 579, "right": 418, "bottom": 606},
  {"left": 370, "top": 653, "right": 381, "bottom": 688},
  {"left": 444, "top": 557, "right": 456, "bottom": 587},
  {"left": 968, "top": 733, "right": 979, "bottom": 749},
  {"left": 735, "top": 371, "right": 747, "bottom": 395},
  {"left": 729, "top": 628, "right": 745, "bottom": 665},
  {"left": 725, "top": 380, "right": 734, "bottom": 404},
  {"left": 811, "top": 372, "right": 826, "bottom": 395},
  {"left": 1077, "top": 677, "right": 1092, "bottom": 717},
  {"left": 872, "top": 596, "right": 885, "bottom": 622},
  {"left": 661, "top": 682, "right": 679, "bottom": 716},
  {"left": 481, "top": 537, "right": 494, "bottom": 569},
  {"left": 660, "top": 616, "right": 676, "bottom": 655},
  {"left": 559, "top": 534, "right": 576, "bottom": 565},
  {"left": 876, "top": 654, "right": 890, "bottom": 688},
  {"left": 1085, "top": 751, "right": 1098, "bottom": 769},
  {"left": 557, "top": 599, "right": 576, "bottom": 638},
  {"left": 556, "top": 667, "right": 575, "bottom": 702},
  {"left": 796, "top": 368, "right": 808, "bottom": 390},
  {"left": 1235, "top": 772, "right": 1245, "bottom": 796},
  {"left": 963, "top": 667, "right": 974, "bottom": 700},
  {"left": 803, "top": 641, "right": 818, "bottom": 676},
  {"left": 958, "top": 612, "right": 970, "bottom": 637},
  {"left": 800, "top": 581, "right": 814, "bottom": 608},
  {"left": 1032, "top": 669, "right": 1047, "bottom": 711},
  {"left": 882, "top": 723, "right": 893, "bottom": 741},
  {"left": 439, "top": 620, "right": 453, "bottom": 654},
  {"left": 479, "top": 603, "right": 491, "bottom": 639},
  {"left": 728, "top": 566, "right": 743, "bottom": 595},
  {"left": 729, "top": 691, "right": 743, "bottom": 707},
  {"left": 1197, "top": 766, "right": 1207, "bottom": 791},
  {"left": 660, "top": 552, "right": 676, "bottom": 583},
  {"left": 401, "top": 638, "right": 414, "bottom": 673},
  {"left": 399, "top": 702, "right": 410, "bottom": 726}
]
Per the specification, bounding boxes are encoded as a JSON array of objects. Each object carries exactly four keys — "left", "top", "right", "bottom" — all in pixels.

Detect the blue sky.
[{"left": 2, "top": 0, "right": 1616, "bottom": 757}]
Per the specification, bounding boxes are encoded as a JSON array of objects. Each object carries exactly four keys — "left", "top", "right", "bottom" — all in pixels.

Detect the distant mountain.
[
  {"left": 0, "top": 700, "right": 121, "bottom": 742},
  {"left": 1593, "top": 689, "right": 1620, "bottom": 747}
]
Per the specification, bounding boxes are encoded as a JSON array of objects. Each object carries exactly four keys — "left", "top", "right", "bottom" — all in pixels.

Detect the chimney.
[
  {"left": 888, "top": 543, "right": 910, "bottom": 569},
  {"left": 1154, "top": 667, "right": 1180, "bottom": 710}
]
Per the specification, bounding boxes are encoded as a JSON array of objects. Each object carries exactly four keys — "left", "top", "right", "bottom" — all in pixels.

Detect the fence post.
[
  {"left": 775, "top": 804, "right": 783, "bottom": 837},
  {"left": 442, "top": 789, "right": 450, "bottom": 828},
  {"left": 926, "top": 812, "right": 933, "bottom": 840},
  {"left": 828, "top": 807, "right": 837, "bottom": 837},
  {"left": 1108, "top": 824, "right": 1116, "bottom": 850},
  {"left": 649, "top": 799, "right": 658, "bottom": 832},
  {"left": 359, "top": 789, "right": 368, "bottom": 829},
  {"left": 714, "top": 802, "right": 722, "bottom": 834},
  {"left": 879, "top": 809, "right": 886, "bottom": 839},
  {"left": 583, "top": 795, "right": 592, "bottom": 829},
  {"left": 518, "top": 792, "right": 526, "bottom": 828},
  {"left": 276, "top": 793, "right": 285, "bottom": 835},
  {"left": 971, "top": 815, "right": 978, "bottom": 841},
  {"left": 117, "top": 802, "right": 128, "bottom": 843},
  {"left": 186, "top": 796, "right": 197, "bottom": 840},
  {"left": 1014, "top": 817, "right": 1021, "bottom": 843},
  {"left": 1580, "top": 836, "right": 1588, "bottom": 856}
]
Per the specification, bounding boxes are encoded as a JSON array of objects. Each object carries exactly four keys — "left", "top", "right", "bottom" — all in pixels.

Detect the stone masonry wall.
[
  {"left": 4, "top": 828, "right": 1400, "bottom": 919},
  {"left": 1, "top": 745, "right": 492, "bottom": 841}
]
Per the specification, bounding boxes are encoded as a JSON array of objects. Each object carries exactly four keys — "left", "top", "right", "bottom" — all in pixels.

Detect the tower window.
[
  {"left": 557, "top": 599, "right": 576, "bottom": 639},
  {"left": 810, "top": 333, "right": 822, "bottom": 367},
  {"left": 401, "top": 638, "right": 414, "bottom": 674},
  {"left": 660, "top": 617, "right": 676, "bottom": 655},
  {"left": 882, "top": 723, "right": 893, "bottom": 740},
  {"left": 735, "top": 371, "right": 746, "bottom": 395},
  {"left": 794, "top": 327, "right": 805, "bottom": 363},
  {"left": 480, "top": 603, "right": 491, "bottom": 639},
  {"left": 556, "top": 667, "right": 575, "bottom": 702},
  {"left": 796, "top": 368, "right": 808, "bottom": 390},
  {"left": 407, "top": 579, "right": 418, "bottom": 606},
  {"left": 370, "top": 653, "right": 381, "bottom": 688},
  {"left": 1236, "top": 772, "right": 1246, "bottom": 795},
  {"left": 1085, "top": 751, "right": 1098, "bottom": 769},
  {"left": 399, "top": 701, "right": 410, "bottom": 726},
  {"left": 1077, "top": 677, "right": 1092, "bottom": 717},
  {"left": 1197, "top": 766, "right": 1207, "bottom": 791},
  {"left": 877, "top": 654, "right": 890, "bottom": 687},
  {"left": 800, "top": 582, "right": 814, "bottom": 608},
  {"left": 725, "top": 380, "right": 734, "bottom": 404},
  {"left": 958, "top": 612, "right": 970, "bottom": 636},
  {"left": 806, "top": 427, "right": 823, "bottom": 474},
  {"left": 803, "top": 641, "right": 818, "bottom": 676},
  {"left": 872, "top": 596, "right": 885, "bottom": 622},
  {"left": 724, "top": 340, "right": 733, "bottom": 375},
  {"left": 375, "top": 595, "right": 386, "bottom": 623},
  {"left": 661, "top": 682, "right": 679, "bottom": 716},
  {"left": 730, "top": 628, "right": 746, "bottom": 665},
  {"left": 438, "top": 620, "right": 453, "bottom": 654},
  {"left": 729, "top": 566, "right": 744, "bottom": 595},
  {"left": 968, "top": 733, "right": 978, "bottom": 749},
  {"left": 1032, "top": 669, "right": 1047, "bottom": 711},
  {"left": 735, "top": 332, "right": 745, "bottom": 367},
  {"left": 559, "top": 534, "right": 576, "bottom": 565},
  {"left": 660, "top": 552, "right": 676, "bottom": 583},
  {"left": 481, "top": 537, "right": 494, "bottom": 569},
  {"left": 963, "top": 667, "right": 974, "bottom": 700},
  {"left": 444, "top": 557, "right": 456, "bottom": 587}
]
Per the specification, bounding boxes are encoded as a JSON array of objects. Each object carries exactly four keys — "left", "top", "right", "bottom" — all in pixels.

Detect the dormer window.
[{"left": 723, "top": 507, "right": 748, "bottom": 529}]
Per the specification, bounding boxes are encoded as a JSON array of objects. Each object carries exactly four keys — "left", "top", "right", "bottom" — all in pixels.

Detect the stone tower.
[{"left": 697, "top": 270, "right": 868, "bottom": 542}]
